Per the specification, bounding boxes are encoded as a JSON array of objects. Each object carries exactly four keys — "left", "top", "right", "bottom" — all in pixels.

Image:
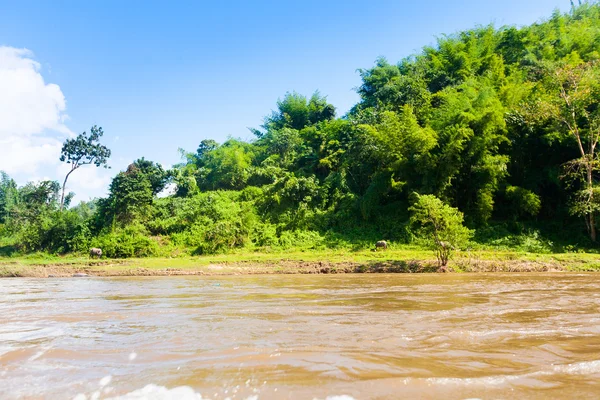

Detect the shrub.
[
  {"left": 251, "top": 222, "right": 279, "bottom": 248},
  {"left": 93, "top": 224, "right": 159, "bottom": 258},
  {"left": 16, "top": 211, "right": 91, "bottom": 254},
  {"left": 278, "top": 230, "right": 325, "bottom": 250},
  {"left": 505, "top": 186, "right": 541, "bottom": 217},
  {"left": 409, "top": 194, "right": 473, "bottom": 268}
]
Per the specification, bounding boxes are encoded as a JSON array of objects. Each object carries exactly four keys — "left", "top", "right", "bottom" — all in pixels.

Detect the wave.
[
  {"left": 425, "top": 359, "right": 600, "bottom": 388},
  {"left": 552, "top": 360, "right": 600, "bottom": 375}
]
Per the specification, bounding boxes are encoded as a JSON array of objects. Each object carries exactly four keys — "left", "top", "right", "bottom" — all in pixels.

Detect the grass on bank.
[{"left": 2, "top": 245, "right": 600, "bottom": 277}]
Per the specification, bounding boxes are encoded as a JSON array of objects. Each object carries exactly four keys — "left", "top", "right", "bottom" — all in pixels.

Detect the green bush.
[
  {"left": 505, "top": 186, "right": 541, "bottom": 218},
  {"left": 93, "top": 224, "right": 159, "bottom": 258},
  {"left": 409, "top": 194, "right": 473, "bottom": 267},
  {"left": 15, "top": 211, "right": 91, "bottom": 254},
  {"left": 477, "top": 230, "right": 554, "bottom": 253},
  {"left": 167, "top": 196, "right": 258, "bottom": 255},
  {"left": 278, "top": 230, "right": 325, "bottom": 250},
  {"left": 251, "top": 222, "right": 279, "bottom": 248}
]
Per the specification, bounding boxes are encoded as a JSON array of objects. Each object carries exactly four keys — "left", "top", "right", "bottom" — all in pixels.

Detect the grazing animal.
[
  {"left": 89, "top": 248, "right": 102, "bottom": 259},
  {"left": 375, "top": 240, "right": 388, "bottom": 251}
]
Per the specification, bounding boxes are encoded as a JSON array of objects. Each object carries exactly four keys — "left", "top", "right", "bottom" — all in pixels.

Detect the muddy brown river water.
[{"left": 1, "top": 274, "right": 600, "bottom": 399}]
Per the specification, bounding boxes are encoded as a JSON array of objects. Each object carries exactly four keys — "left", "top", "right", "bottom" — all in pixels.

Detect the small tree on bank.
[
  {"left": 409, "top": 193, "right": 473, "bottom": 271},
  {"left": 59, "top": 126, "right": 111, "bottom": 210}
]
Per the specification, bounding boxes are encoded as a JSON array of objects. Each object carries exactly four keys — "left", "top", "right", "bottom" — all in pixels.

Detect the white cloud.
[
  {"left": 0, "top": 46, "right": 113, "bottom": 203},
  {"left": 0, "top": 46, "right": 71, "bottom": 177},
  {"left": 0, "top": 47, "right": 71, "bottom": 138},
  {"left": 56, "top": 163, "right": 112, "bottom": 199},
  {"left": 0, "top": 135, "right": 62, "bottom": 175}
]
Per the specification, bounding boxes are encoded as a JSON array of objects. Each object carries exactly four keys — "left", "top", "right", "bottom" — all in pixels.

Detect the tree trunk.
[
  {"left": 587, "top": 163, "right": 596, "bottom": 242},
  {"left": 60, "top": 168, "right": 75, "bottom": 211}
]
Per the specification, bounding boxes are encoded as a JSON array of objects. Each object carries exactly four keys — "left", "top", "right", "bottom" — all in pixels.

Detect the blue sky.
[{"left": 0, "top": 0, "right": 571, "bottom": 201}]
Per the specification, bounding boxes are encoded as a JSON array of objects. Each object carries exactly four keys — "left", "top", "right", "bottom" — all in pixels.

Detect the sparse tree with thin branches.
[
  {"left": 59, "top": 126, "right": 111, "bottom": 210},
  {"left": 534, "top": 61, "right": 600, "bottom": 241}
]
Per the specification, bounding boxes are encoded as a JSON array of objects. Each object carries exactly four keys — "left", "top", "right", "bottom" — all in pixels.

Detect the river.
[{"left": 1, "top": 274, "right": 600, "bottom": 399}]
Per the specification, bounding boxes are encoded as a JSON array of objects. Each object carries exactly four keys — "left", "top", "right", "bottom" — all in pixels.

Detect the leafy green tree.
[
  {"left": 355, "top": 57, "right": 433, "bottom": 122},
  {"left": 171, "top": 166, "right": 199, "bottom": 197},
  {"left": 431, "top": 79, "right": 509, "bottom": 224},
  {"left": 259, "top": 128, "right": 303, "bottom": 168},
  {"left": 409, "top": 194, "right": 473, "bottom": 270},
  {"left": 18, "top": 180, "right": 62, "bottom": 219},
  {"left": 104, "top": 165, "right": 154, "bottom": 225},
  {"left": 97, "top": 159, "right": 169, "bottom": 227},
  {"left": 258, "top": 91, "right": 335, "bottom": 134},
  {"left": 196, "top": 139, "right": 219, "bottom": 159},
  {"left": 370, "top": 107, "right": 437, "bottom": 191},
  {"left": 59, "top": 125, "right": 111, "bottom": 210},
  {"left": 131, "top": 158, "right": 169, "bottom": 195},
  {"left": 198, "top": 139, "right": 255, "bottom": 190}
]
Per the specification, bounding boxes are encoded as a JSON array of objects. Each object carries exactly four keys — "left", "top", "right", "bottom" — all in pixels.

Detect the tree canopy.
[{"left": 59, "top": 126, "right": 111, "bottom": 210}]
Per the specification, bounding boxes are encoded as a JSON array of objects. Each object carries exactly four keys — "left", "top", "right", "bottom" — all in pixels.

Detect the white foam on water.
[
  {"left": 99, "top": 385, "right": 265, "bottom": 400},
  {"left": 552, "top": 360, "right": 600, "bottom": 375},
  {"left": 74, "top": 384, "right": 358, "bottom": 400},
  {"left": 104, "top": 385, "right": 205, "bottom": 400},
  {"left": 100, "top": 376, "right": 112, "bottom": 387},
  {"left": 425, "top": 359, "right": 600, "bottom": 389},
  {"left": 450, "top": 328, "right": 578, "bottom": 338},
  {"left": 427, "top": 374, "right": 523, "bottom": 387}
]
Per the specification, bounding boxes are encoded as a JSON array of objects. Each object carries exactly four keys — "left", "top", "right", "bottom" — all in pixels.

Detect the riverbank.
[{"left": 1, "top": 248, "right": 600, "bottom": 277}]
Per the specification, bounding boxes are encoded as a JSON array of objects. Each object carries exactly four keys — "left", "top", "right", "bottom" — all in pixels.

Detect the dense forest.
[{"left": 2, "top": 3, "right": 600, "bottom": 258}]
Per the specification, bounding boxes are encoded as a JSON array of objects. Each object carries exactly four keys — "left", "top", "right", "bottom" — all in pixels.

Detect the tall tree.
[
  {"left": 59, "top": 126, "right": 111, "bottom": 210},
  {"left": 106, "top": 165, "right": 154, "bottom": 224},
  {"left": 100, "top": 159, "right": 169, "bottom": 226}
]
